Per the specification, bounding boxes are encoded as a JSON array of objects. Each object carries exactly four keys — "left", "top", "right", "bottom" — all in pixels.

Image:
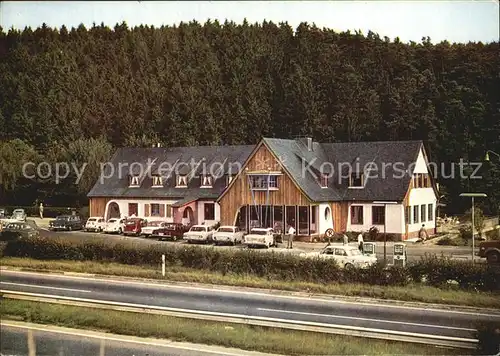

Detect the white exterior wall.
[
  {"left": 318, "top": 203, "right": 334, "bottom": 234},
  {"left": 104, "top": 199, "right": 178, "bottom": 221},
  {"left": 196, "top": 200, "right": 221, "bottom": 225},
  {"left": 346, "top": 203, "right": 404, "bottom": 234}
]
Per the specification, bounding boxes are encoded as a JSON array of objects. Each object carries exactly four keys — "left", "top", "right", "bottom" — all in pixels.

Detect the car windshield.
[
  {"left": 165, "top": 224, "right": 178, "bottom": 230},
  {"left": 126, "top": 221, "right": 137, "bottom": 225},
  {"left": 250, "top": 230, "right": 268, "bottom": 235},
  {"left": 87, "top": 218, "right": 96, "bottom": 222},
  {"left": 190, "top": 226, "right": 206, "bottom": 232},
  {"left": 218, "top": 228, "right": 235, "bottom": 233},
  {"left": 350, "top": 249, "right": 362, "bottom": 256},
  {"left": 56, "top": 216, "right": 69, "bottom": 220},
  {"left": 147, "top": 221, "right": 162, "bottom": 227},
  {"left": 6, "top": 223, "right": 22, "bottom": 229},
  {"left": 108, "top": 219, "right": 117, "bottom": 223}
]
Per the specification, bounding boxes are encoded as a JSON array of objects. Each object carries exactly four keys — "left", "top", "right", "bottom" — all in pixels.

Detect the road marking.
[
  {"left": 0, "top": 322, "right": 255, "bottom": 356},
  {"left": 2, "top": 270, "right": 498, "bottom": 318},
  {"left": 0, "top": 289, "right": 479, "bottom": 344},
  {"left": 0, "top": 282, "right": 91, "bottom": 293},
  {"left": 257, "top": 308, "right": 476, "bottom": 332}
]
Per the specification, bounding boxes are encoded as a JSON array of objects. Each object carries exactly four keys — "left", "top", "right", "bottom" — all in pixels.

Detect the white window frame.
[
  {"left": 226, "top": 175, "right": 233, "bottom": 187},
  {"left": 176, "top": 175, "right": 187, "bottom": 188},
  {"left": 201, "top": 175, "right": 213, "bottom": 188},
  {"left": 349, "top": 172, "right": 364, "bottom": 189},
  {"left": 249, "top": 175, "right": 278, "bottom": 190},
  {"left": 151, "top": 203, "right": 161, "bottom": 217},
  {"left": 152, "top": 175, "right": 163, "bottom": 187},
  {"left": 320, "top": 173, "right": 328, "bottom": 188},
  {"left": 129, "top": 176, "right": 140, "bottom": 187}
]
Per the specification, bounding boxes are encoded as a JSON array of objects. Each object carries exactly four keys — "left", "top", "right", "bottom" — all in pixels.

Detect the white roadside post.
[
  {"left": 162, "top": 254, "right": 166, "bottom": 276},
  {"left": 459, "top": 193, "right": 487, "bottom": 263}
]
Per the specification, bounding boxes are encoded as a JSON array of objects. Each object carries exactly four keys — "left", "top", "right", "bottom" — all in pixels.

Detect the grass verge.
[
  {"left": 0, "top": 299, "right": 462, "bottom": 355},
  {"left": 2, "top": 257, "right": 500, "bottom": 309}
]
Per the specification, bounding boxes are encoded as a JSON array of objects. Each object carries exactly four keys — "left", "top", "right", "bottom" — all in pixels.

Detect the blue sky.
[{"left": 0, "top": 1, "right": 498, "bottom": 44}]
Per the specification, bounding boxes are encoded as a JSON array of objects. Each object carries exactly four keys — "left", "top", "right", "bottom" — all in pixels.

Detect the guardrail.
[{"left": 1, "top": 290, "right": 478, "bottom": 350}]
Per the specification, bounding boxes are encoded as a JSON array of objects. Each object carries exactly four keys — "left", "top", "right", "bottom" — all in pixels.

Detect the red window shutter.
[
  {"left": 159, "top": 204, "right": 165, "bottom": 217},
  {"left": 145, "top": 204, "right": 150, "bottom": 217}
]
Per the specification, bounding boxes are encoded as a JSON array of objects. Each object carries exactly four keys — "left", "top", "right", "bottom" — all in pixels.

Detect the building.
[{"left": 87, "top": 138, "right": 438, "bottom": 240}]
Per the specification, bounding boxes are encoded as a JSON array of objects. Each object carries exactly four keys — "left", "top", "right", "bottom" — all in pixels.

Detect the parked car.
[
  {"left": 103, "top": 218, "right": 126, "bottom": 234},
  {"left": 300, "top": 244, "right": 377, "bottom": 269},
  {"left": 85, "top": 217, "right": 106, "bottom": 232},
  {"left": 49, "top": 215, "right": 83, "bottom": 231},
  {"left": 11, "top": 208, "right": 27, "bottom": 222},
  {"left": 0, "top": 220, "right": 40, "bottom": 241},
  {"left": 243, "top": 227, "right": 279, "bottom": 248},
  {"left": 151, "top": 223, "right": 190, "bottom": 241},
  {"left": 478, "top": 240, "right": 500, "bottom": 264},
  {"left": 123, "top": 218, "right": 147, "bottom": 236},
  {"left": 141, "top": 221, "right": 169, "bottom": 237},
  {"left": 212, "top": 226, "right": 245, "bottom": 245},
  {"left": 183, "top": 224, "right": 215, "bottom": 244}
]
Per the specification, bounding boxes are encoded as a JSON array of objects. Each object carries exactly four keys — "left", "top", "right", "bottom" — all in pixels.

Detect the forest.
[{"left": 0, "top": 20, "right": 499, "bottom": 215}]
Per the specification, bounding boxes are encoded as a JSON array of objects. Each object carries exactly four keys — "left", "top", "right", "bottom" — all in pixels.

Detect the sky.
[{"left": 0, "top": 1, "right": 498, "bottom": 44}]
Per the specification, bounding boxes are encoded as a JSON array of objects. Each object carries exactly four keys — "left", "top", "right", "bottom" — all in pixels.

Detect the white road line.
[
  {"left": 0, "top": 289, "right": 479, "bottom": 344},
  {"left": 0, "top": 282, "right": 91, "bottom": 293},
  {"left": 0, "top": 322, "right": 252, "bottom": 356},
  {"left": 257, "top": 308, "right": 476, "bottom": 332},
  {"left": 2, "top": 270, "right": 499, "bottom": 318}
]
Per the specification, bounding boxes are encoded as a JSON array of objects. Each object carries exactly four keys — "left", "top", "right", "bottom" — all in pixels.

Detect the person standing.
[
  {"left": 287, "top": 224, "right": 296, "bottom": 249},
  {"left": 39, "top": 203, "right": 44, "bottom": 219},
  {"left": 357, "top": 231, "right": 364, "bottom": 251},
  {"left": 419, "top": 224, "right": 429, "bottom": 242},
  {"left": 343, "top": 232, "right": 349, "bottom": 245}
]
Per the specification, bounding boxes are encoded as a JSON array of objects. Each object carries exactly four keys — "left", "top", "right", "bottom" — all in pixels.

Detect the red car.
[
  {"left": 151, "top": 223, "right": 190, "bottom": 241},
  {"left": 123, "top": 218, "right": 147, "bottom": 236}
]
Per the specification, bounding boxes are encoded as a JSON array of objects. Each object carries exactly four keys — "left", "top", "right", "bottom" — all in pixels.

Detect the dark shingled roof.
[
  {"left": 88, "top": 139, "right": 425, "bottom": 203},
  {"left": 263, "top": 138, "right": 423, "bottom": 202},
  {"left": 87, "top": 145, "right": 254, "bottom": 199}
]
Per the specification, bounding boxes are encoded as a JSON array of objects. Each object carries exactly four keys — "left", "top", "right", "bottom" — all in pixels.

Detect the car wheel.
[
  {"left": 118, "top": 228, "right": 122, "bottom": 234},
  {"left": 172, "top": 236, "right": 177, "bottom": 241},
  {"left": 486, "top": 251, "right": 500, "bottom": 264},
  {"left": 68, "top": 226, "right": 72, "bottom": 231},
  {"left": 344, "top": 263, "right": 354, "bottom": 270}
]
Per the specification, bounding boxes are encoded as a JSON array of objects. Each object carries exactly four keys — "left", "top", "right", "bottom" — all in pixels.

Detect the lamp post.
[
  {"left": 484, "top": 150, "right": 500, "bottom": 161},
  {"left": 459, "top": 193, "right": 487, "bottom": 263},
  {"left": 373, "top": 201, "right": 398, "bottom": 265}
]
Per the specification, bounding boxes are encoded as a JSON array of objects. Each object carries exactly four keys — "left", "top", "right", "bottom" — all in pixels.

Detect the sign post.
[
  {"left": 459, "top": 193, "right": 487, "bottom": 263},
  {"left": 162, "top": 254, "right": 166, "bottom": 277}
]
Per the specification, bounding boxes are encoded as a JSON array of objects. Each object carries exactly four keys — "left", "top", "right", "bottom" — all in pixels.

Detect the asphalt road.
[
  {"left": 38, "top": 229, "right": 482, "bottom": 263},
  {"left": 1, "top": 323, "right": 266, "bottom": 356},
  {"left": 1, "top": 270, "right": 498, "bottom": 343}
]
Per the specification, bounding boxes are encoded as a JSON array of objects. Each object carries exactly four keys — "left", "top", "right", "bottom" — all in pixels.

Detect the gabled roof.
[
  {"left": 263, "top": 138, "right": 424, "bottom": 202},
  {"left": 87, "top": 145, "right": 254, "bottom": 199}
]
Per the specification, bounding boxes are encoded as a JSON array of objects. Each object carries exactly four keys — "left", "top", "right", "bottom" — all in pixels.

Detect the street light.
[
  {"left": 459, "top": 193, "right": 487, "bottom": 263},
  {"left": 484, "top": 150, "right": 500, "bottom": 161},
  {"left": 373, "top": 201, "right": 398, "bottom": 265}
]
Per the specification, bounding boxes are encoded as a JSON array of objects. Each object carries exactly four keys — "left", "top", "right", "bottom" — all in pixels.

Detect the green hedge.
[
  {"left": 3, "top": 238, "right": 499, "bottom": 291},
  {"left": 1, "top": 206, "right": 88, "bottom": 219}
]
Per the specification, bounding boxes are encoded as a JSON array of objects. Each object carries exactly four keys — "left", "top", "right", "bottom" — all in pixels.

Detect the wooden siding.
[
  {"left": 219, "top": 144, "right": 311, "bottom": 225},
  {"left": 89, "top": 197, "right": 111, "bottom": 217},
  {"left": 331, "top": 202, "right": 349, "bottom": 233}
]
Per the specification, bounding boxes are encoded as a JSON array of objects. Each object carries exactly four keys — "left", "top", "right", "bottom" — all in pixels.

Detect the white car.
[
  {"left": 183, "top": 225, "right": 215, "bottom": 243},
  {"left": 141, "top": 221, "right": 169, "bottom": 237},
  {"left": 85, "top": 217, "right": 106, "bottom": 232},
  {"left": 103, "top": 218, "right": 126, "bottom": 234},
  {"left": 243, "top": 227, "right": 277, "bottom": 248},
  {"left": 301, "top": 245, "right": 377, "bottom": 269},
  {"left": 212, "top": 226, "right": 244, "bottom": 245},
  {"left": 11, "top": 209, "right": 27, "bottom": 222}
]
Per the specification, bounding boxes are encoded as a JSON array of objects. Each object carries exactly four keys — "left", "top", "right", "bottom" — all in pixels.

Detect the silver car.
[{"left": 11, "top": 209, "right": 27, "bottom": 222}]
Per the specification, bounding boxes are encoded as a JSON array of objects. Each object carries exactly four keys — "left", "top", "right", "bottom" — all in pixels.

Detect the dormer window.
[
  {"left": 320, "top": 173, "right": 328, "bottom": 188},
  {"left": 176, "top": 175, "right": 187, "bottom": 188},
  {"left": 349, "top": 172, "right": 364, "bottom": 188},
  {"left": 152, "top": 175, "right": 163, "bottom": 187},
  {"left": 129, "top": 175, "right": 140, "bottom": 187},
  {"left": 226, "top": 175, "right": 234, "bottom": 187},
  {"left": 201, "top": 175, "right": 213, "bottom": 188}
]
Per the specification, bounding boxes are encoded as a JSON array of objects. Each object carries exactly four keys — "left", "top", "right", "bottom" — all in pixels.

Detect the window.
[
  {"left": 176, "top": 175, "right": 187, "bottom": 187},
  {"left": 349, "top": 172, "right": 363, "bottom": 187},
  {"left": 129, "top": 176, "right": 140, "bottom": 187},
  {"left": 128, "top": 203, "right": 138, "bottom": 216},
  {"left": 152, "top": 175, "right": 162, "bottom": 187},
  {"left": 324, "top": 206, "right": 331, "bottom": 221},
  {"left": 423, "top": 174, "right": 429, "bottom": 188},
  {"left": 405, "top": 206, "right": 411, "bottom": 224},
  {"left": 151, "top": 203, "right": 161, "bottom": 217},
  {"left": 201, "top": 175, "right": 213, "bottom": 187},
  {"left": 249, "top": 175, "right": 278, "bottom": 189},
  {"left": 413, "top": 174, "right": 419, "bottom": 188},
  {"left": 335, "top": 248, "right": 348, "bottom": 256},
  {"left": 320, "top": 174, "right": 328, "bottom": 188},
  {"left": 351, "top": 206, "right": 363, "bottom": 225},
  {"left": 204, "top": 203, "right": 215, "bottom": 220},
  {"left": 427, "top": 204, "right": 434, "bottom": 221},
  {"left": 226, "top": 175, "right": 233, "bottom": 187},
  {"left": 413, "top": 205, "right": 419, "bottom": 224},
  {"left": 372, "top": 206, "right": 385, "bottom": 225},
  {"left": 166, "top": 204, "right": 172, "bottom": 218},
  {"left": 421, "top": 204, "right": 426, "bottom": 222}
]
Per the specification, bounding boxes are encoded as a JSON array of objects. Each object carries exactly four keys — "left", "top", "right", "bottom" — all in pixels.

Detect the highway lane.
[
  {"left": 0, "top": 323, "right": 268, "bottom": 356},
  {"left": 2, "top": 270, "right": 498, "bottom": 341}
]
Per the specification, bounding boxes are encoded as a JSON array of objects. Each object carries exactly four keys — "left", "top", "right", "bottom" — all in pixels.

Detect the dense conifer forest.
[{"left": 0, "top": 21, "right": 499, "bottom": 215}]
